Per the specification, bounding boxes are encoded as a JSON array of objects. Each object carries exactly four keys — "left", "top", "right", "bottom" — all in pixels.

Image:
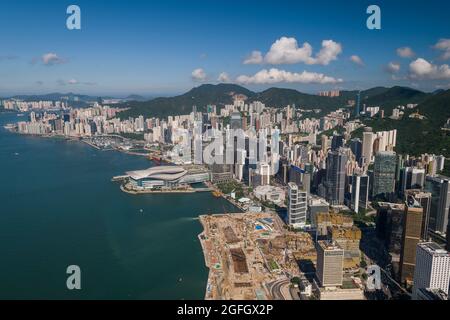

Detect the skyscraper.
[
  {"left": 372, "top": 151, "right": 397, "bottom": 200},
  {"left": 412, "top": 242, "right": 450, "bottom": 299},
  {"left": 349, "top": 138, "right": 362, "bottom": 164},
  {"left": 399, "top": 195, "right": 424, "bottom": 285},
  {"left": 361, "top": 128, "right": 374, "bottom": 167},
  {"left": 405, "top": 189, "right": 432, "bottom": 240},
  {"left": 399, "top": 167, "right": 426, "bottom": 196},
  {"left": 316, "top": 241, "right": 344, "bottom": 288},
  {"left": 351, "top": 174, "right": 370, "bottom": 214},
  {"left": 324, "top": 149, "right": 348, "bottom": 205},
  {"left": 354, "top": 91, "right": 361, "bottom": 117},
  {"left": 424, "top": 175, "right": 450, "bottom": 234},
  {"left": 331, "top": 134, "right": 344, "bottom": 151},
  {"left": 321, "top": 135, "right": 328, "bottom": 154},
  {"left": 230, "top": 111, "right": 242, "bottom": 130},
  {"left": 288, "top": 182, "right": 307, "bottom": 229}
]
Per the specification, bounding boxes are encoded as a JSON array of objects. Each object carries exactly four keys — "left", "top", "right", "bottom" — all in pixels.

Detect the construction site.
[{"left": 198, "top": 212, "right": 316, "bottom": 300}]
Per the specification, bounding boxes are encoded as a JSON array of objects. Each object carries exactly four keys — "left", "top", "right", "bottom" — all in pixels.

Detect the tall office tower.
[
  {"left": 424, "top": 175, "right": 450, "bottom": 234},
  {"left": 331, "top": 134, "right": 344, "bottom": 151},
  {"left": 324, "top": 150, "right": 348, "bottom": 205},
  {"left": 286, "top": 105, "right": 293, "bottom": 121},
  {"left": 436, "top": 155, "right": 445, "bottom": 172},
  {"left": 372, "top": 151, "right": 397, "bottom": 199},
  {"left": 395, "top": 154, "right": 404, "bottom": 192},
  {"left": 230, "top": 111, "right": 242, "bottom": 130},
  {"left": 349, "top": 138, "right": 362, "bottom": 164},
  {"left": 321, "top": 135, "right": 328, "bottom": 154},
  {"left": 399, "top": 167, "right": 426, "bottom": 196},
  {"left": 259, "top": 163, "right": 271, "bottom": 186},
  {"left": 288, "top": 182, "right": 307, "bottom": 229},
  {"left": 361, "top": 128, "right": 374, "bottom": 167},
  {"left": 355, "top": 91, "right": 361, "bottom": 117},
  {"left": 405, "top": 190, "right": 432, "bottom": 240},
  {"left": 316, "top": 241, "right": 344, "bottom": 288},
  {"left": 376, "top": 202, "right": 405, "bottom": 256},
  {"left": 399, "top": 195, "right": 425, "bottom": 284},
  {"left": 351, "top": 174, "right": 370, "bottom": 214},
  {"left": 412, "top": 242, "right": 450, "bottom": 299}
]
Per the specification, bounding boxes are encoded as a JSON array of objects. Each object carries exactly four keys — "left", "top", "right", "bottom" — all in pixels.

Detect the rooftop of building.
[
  {"left": 317, "top": 240, "right": 343, "bottom": 251},
  {"left": 126, "top": 165, "right": 187, "bottom": 181},
  {"left": 377, "top": 202, "right": 405, "bottom": 211},
  {"left": 417, "top": 288, "right": 449, "bottom": 300},
  {"left": 418, "top": 242, "right": 449, "bottom": 255}
]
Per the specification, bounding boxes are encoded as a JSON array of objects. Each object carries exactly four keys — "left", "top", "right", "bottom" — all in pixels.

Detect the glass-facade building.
[{"left": 372, "top": 151, "right": 397, "bottom": 199}]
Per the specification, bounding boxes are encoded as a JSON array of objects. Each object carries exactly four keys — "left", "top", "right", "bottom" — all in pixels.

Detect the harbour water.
[{"left": 0, "top": 112, "right": 239, "bottom": 299}]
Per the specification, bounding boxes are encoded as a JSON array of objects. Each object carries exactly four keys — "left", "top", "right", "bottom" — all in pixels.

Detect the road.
[{"left": 268, "top": 278, "right": 291, "bottom": 300}]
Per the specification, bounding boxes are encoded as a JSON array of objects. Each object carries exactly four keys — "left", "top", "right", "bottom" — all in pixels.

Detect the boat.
[{"left": 212, "top": 191, "right": 222, "bottom": 198}]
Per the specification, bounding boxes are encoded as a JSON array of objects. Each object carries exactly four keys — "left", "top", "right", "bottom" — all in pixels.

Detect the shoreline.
[{"left": 119, "top": 184, "right": 211, "bottom": 194}]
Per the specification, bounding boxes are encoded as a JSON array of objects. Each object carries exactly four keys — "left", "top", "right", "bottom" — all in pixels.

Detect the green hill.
[
  {"left": 361, "top": 86, "right": 429, "bottom": 115},
  {"left": 117, "top": 84, "right": 432, "bottom": 120},
  {"left": 352, "top": 89, "right": 450, "bottom": 157},
  {"left": 118, "top": 83, "right": 254, "bottom": 118},
  {"left": 249, "top": 87, "right": 353, "bottom": 116}
]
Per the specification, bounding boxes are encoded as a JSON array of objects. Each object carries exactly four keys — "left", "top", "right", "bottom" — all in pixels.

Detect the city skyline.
[
  {"left": 1, "top": 0, "right": 450, "bottom": 96},
  {"left": 1, "top": 0, "right": 450, "bottom": 303}
]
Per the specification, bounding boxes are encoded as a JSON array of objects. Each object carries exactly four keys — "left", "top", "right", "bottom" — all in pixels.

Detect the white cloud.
[
  {"left": 314, "top": 40, "right": 343, "bottom": 65},
  {"left": 263, "top": 37, "right": 342, "bottom": 65},
  {"left": 41, "top": 53, "right": 66, "bottom": 65},
  {"left": 191, "top": 68, "right": 207, "bottom": 82},
  {"left": 397, "top": 47, "right": 415, "bottom": 58},
  {"left": 57, "top": 79, "right": 96, "bottom": 86},
  {"left": 386, "top": 62, "right": 401, "bottom": 73},
  {"left": 409, "top": 58, "right": 450, "bottom": 80},
  {"left": 235, "top": 68, "right": 342, "bottom": 85},
  {"left": 243, "top": 51, "right": 263, "bottom": 64},
  {"left": 217, "top": 72, "right": 230, "bottom": 83},
  {"left": 350, "top": 55, "right": 364, "bottom": 66},
  {"left": 433, "top": 39, "right": 450, "bottom": 60}
]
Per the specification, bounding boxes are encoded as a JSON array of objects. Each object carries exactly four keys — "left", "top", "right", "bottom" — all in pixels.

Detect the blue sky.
[{"left": 1, "top": 0, "right": 450, "bottom": 96}]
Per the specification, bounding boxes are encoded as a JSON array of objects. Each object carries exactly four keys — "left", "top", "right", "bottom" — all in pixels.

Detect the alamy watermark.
[
  {"left": 367, "top": 5, "right": 381, "bottom": 30},
  {"left": 66, "top": 5, "right": 81, "bottom": 30},
  {"left": 171, "top": 127, "right": 281, "bottom": 175},
  {"left": 366, "top": 265, "right": 382, "bottom": 290},
  {"left": 66, "top": 265, "right": 81, "bottom": 290}
]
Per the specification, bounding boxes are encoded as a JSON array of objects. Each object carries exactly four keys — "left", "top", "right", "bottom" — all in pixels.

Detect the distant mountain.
[
  {"left": 250, "top": 87, "right": 350, "bottom": 112},
  {"left": 118, "top": 83, "right": 354, "bottom": 118},
  {"left": 432, "top": 88, "right": 446, "bottom": 95},
  {"left": 418, "top": 89, "right": 450, "bottom": 126},
  {"left": 10, "top": 92, "right": 102, "bottom": 102},
  {"left": 118, "top": 83, "right": 433, "bottom": 119},
  {"left": 118, "top": 83, "right": 254, "bottom": 118},
  {"left": 360, "top": 86, "right": 429, "bottom": 114},
  {"left": 353, "top": 89, "right": 450, "bottom": 157},
  {"left": 124, "top": 94, "right": 147, "bottom": 101}
]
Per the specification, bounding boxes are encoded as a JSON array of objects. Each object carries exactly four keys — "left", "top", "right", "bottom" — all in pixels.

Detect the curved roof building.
[{"left": 126, "top": 166, "right": 187, "bottom": 181}]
